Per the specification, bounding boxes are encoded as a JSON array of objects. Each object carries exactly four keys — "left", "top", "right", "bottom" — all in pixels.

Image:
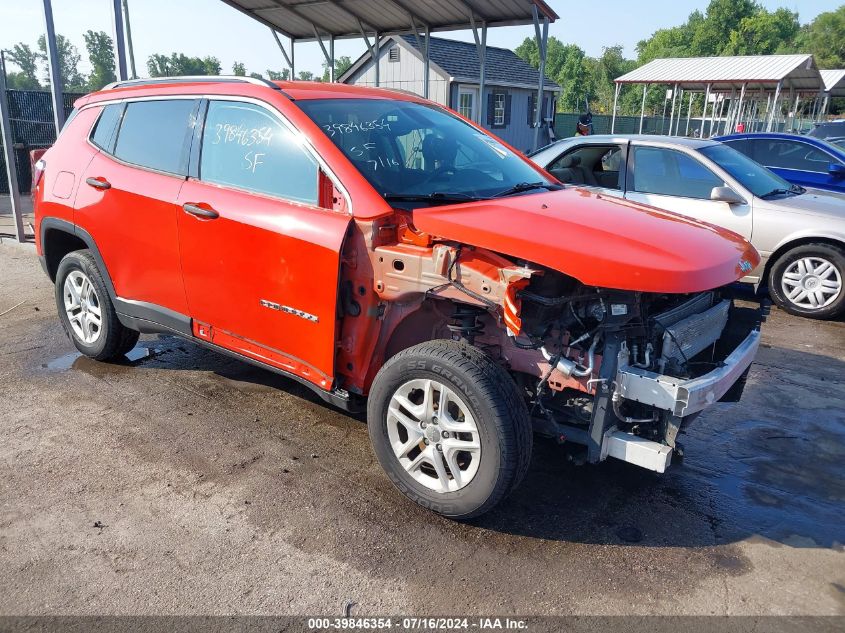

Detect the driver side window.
[{"left": 631, "top": 146, "right": 724, "bottom": 200}]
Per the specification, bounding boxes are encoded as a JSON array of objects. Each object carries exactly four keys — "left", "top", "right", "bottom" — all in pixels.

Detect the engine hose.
[{"left": 611, "top": 388, "right": 658, "bottom": 424}]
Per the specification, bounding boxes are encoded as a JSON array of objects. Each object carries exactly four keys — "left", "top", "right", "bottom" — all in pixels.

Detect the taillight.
[{"left": 32, "top": 158, "right": 46, "bottom": 190}]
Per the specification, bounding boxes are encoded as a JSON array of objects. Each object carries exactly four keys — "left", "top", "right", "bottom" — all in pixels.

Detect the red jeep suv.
[{"left": 35, "top": 76, "right": 762, "bottom": 518}]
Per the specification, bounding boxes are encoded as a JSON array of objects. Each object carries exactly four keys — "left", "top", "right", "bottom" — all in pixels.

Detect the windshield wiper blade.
[
  {"left": 760, "top": 188, "right": 793, "bottom": 199},
  {"left": 383, "top": 192, "right": 484, "bottom": 203},
  {"left": 491, "top": 181, "right": 563, "bottom": 198}
]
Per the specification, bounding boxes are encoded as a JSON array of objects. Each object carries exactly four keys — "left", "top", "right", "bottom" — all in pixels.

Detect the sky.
[{"left": 0, "top": 0, "right": 838, "bottom": 79}]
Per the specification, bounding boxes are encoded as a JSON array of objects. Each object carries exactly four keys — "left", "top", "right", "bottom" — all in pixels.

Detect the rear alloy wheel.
[
  {"left": 368, "top": 339, "right": 532, "bottom": 519},
  {"left": 55, "top": 250, "right": 140, "bottom": 360},
  {"left": 769, "top": 243, "right": 845, "bottom": 319}
]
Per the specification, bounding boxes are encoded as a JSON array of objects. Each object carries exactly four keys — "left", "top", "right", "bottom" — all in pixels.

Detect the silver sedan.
[{"left": 530, "top": 135, "right": 845, "bottom": 319}]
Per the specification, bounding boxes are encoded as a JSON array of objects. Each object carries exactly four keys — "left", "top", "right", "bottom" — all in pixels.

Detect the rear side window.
[
  {"left": 199, "top": 100, "right": 319, "bottom": 204},
  {"left": 90, "top": 104, "right": 122, "bottom": 150},
  {"left": 749, "top": 139, "right": 832, "bottom": 173},
  {"left": 113, "top": 99, "right": 197, "bottom": 174}
]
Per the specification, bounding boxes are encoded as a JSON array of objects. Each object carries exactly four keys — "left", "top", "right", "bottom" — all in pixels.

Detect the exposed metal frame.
[
  {"left": 270, "top": 29, "right": 295, "bottom": 80},
  {"left": 0, "top": 52, "right": 25, "bottom": 242}
]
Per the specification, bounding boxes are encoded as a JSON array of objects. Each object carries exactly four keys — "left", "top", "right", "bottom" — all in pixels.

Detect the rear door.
[
  {"left": 176, "top": 98, "right": 350, "bottom": 387},
  {"left": 75, "top": 98, "right": 198, "bottom": 317},
  {"left": 624, "top": 143, "right": 752, "bottom": 241}
]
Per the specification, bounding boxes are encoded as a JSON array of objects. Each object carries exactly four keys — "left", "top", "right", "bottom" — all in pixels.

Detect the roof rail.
[{"left": 102, "top": 75, "right": 283, "bottom": 92}]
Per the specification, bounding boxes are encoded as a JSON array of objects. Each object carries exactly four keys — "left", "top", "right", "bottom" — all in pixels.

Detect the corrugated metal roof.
[
  {"left": 821, "top": 69, "right": 845, "bottom": 96},
  {"left": 615, "top": 54, "right": 821, "bottom": 91},
  {"left": 219, "top": 0, "right": 558, "bottom": 42}
]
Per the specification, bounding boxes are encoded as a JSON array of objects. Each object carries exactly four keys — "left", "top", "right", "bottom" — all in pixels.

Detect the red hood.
[{"left": 411, "top": 189, "right": 760, "bottom": 294}]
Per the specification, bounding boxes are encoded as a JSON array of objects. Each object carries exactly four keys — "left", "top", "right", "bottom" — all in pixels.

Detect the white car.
[{"left": 530, "top": 135, "right": 845, "bottom": 319}]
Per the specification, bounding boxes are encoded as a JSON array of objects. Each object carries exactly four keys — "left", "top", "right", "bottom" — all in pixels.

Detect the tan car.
[{"left": 531, "top": 135, "right": 845, "bottom": 319}]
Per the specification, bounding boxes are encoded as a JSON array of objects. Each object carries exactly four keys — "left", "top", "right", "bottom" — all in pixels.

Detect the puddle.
[{"left": 41, "top": 346, "right": 158, "bottom": 371}]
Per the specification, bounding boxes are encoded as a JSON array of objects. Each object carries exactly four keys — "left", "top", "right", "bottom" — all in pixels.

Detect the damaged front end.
[{"left": 502, "top": 271, "right": 762, "bottom": 472}]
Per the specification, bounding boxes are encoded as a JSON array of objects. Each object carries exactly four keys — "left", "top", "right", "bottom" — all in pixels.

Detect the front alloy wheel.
[
  {"left": 387, "top": 378, "right": 482, "bottom": 493},
  {"left": 368, "top": 339, "right": 532, "bottom": 519}
]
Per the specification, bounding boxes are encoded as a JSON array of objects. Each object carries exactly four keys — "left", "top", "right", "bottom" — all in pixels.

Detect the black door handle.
[
  {"left": 182, "top": 203, "right": 219, "bottom": 219},
  {"left": 86, "top": 177, "right": 111, "bottom": 190}
]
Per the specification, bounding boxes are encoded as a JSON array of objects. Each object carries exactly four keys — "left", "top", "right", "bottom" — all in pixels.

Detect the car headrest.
[{"left": 561, "top": 154, "right": 581, "bottom": 168}]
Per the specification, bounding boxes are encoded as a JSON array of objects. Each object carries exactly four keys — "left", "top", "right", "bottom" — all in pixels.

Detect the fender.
[{"left": 39, "top": 217, "right": 191, "bottom": 336}]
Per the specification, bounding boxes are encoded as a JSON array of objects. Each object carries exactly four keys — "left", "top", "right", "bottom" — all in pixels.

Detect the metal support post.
[
  {"left": 685, "top": 91, "right": 694, "bottom": 136},
  {"left": 122, "top": 0, "right": 136, "bottom": 78},
  {"left": 0, "top": 53, "right": 25, "bottom": 242},
  {"left": 700, "top": 84, "right": 711, "bottom": 138},
  {"left": 767, "top": 80, "right": 782, "bottom": 132},
  {"left": 270, "top": 29, "right": 295, "bottom": 80},
  {"left": 639, "top": 84, "right": 647, "bottom": 133},
  {"left": 470, "top": 17, "right": 488, "bottom": 126},
  {"left": 110, "top": 0, "right": 128, "bottom": 81},
  {"left": 41, "top": 0, "right": 65, "bottom": 133},
  {"left": 531, "top": 5, "right": 549, "bottom": 150},
  {"left": 668, "top": 83, "right": 678, "bottom": 136},
  {"left": 611, "top": 83, "right": 620, "bottom": 133}
]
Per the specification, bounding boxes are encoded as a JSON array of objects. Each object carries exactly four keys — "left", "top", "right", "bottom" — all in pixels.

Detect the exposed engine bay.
[{"left": 344, "top": 233, "right": 763, "bottom": 473}]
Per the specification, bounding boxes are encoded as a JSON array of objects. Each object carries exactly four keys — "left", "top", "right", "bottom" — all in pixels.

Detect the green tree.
[
  {"left": 5, "top": 43, "right": 41, "bottom": 89},
  {"left": 321, "top": 55, "right": 353, "bottom": 81},
  {"left": 266, "top": 69, "right": 290, "bottom": 81},
  {"left": 724, "top": 8, "right": 800, "bottom": 55},
  {"left": 37, "top": 33, "right": 86, "bottom": 91},
  {"left": 83, "top": 30, "right": 116, "bottom": 90},
  {"left": 691, "top": 0, "right": 760, "bottom": 56},
  {"left": 232, "top": 61, "right": 246, "bottom": 76},
  {"left": 297, "top": 70, "right": 316, "bottom": 81},
  {"left": 794, "top": 5, "right": 845, "bottom": 68},
  {"left": 249, "top": 71, "right": 264, "bottom": 79},
  {"left": 147, "top": 53, "right": 222, "bottom": 77}
]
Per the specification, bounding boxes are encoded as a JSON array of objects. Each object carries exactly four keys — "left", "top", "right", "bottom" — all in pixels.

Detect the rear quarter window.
[
  {"left": 113, "top": 99, "right": 197, "bottom": 174},
  {"left": 90, "top": 104, "right": 123, "bottom": 150}
]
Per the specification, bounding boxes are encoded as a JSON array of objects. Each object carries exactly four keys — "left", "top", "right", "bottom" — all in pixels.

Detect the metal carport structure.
[
  {"left": 3, "top": 0, "right": 559, "bottom": 244},
  {"left": 611, "top": 54, "right": 826, "bottom": 138}
]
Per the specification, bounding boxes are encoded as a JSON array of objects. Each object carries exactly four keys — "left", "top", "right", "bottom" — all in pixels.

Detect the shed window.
[
  {"left": 388, "top": 47, "right": 400, "bottom": 62},
  {"left": 493, "top": 94, "right": 506, "bottom": 126}
]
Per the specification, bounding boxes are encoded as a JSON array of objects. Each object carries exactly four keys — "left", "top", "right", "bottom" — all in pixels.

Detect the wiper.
[
  {"left": 789, "top": 184, "right": 806, "bottom": 195},
  {"left": 383, "top": 192, "right": 485, "bottom": 204},
  {"left": 759, "top": 188, "right": 793, "bottom": 199},
  {"left": 491, "top": 181, "right": 563, "bottom": 198}
]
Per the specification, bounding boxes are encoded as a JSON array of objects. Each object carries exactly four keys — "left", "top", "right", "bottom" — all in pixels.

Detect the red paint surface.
[{"left": 412, "top": 189, "right": 760, "bottom": 293}]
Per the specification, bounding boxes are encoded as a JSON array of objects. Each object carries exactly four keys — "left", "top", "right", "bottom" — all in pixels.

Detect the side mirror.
[
  {"left": 710, "top": 186, "right": 746, "bottom": 205},
  {"left": 829, "top": 163, "right": 845, "bottom": 178}
]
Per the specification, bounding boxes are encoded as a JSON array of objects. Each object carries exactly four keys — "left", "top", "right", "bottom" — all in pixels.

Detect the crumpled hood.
[{"left": 412, "top": 188, "right": 760, "bottom": 293}]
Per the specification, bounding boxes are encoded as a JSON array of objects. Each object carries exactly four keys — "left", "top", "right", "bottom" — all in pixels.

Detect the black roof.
[{"left": 398, "top": 35, "right": 559, "bottom": 89}]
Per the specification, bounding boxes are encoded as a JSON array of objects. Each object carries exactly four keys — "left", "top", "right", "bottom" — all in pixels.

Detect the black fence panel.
[{"left": 1, "top": 89, "right": 83, "bottom": 194}]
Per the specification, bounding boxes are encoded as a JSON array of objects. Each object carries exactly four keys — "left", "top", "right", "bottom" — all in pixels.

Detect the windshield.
[
  {"left": 296, "top": 98, "right": 554, "bottom": 205},
  {"left": 808, "top": 122, "right": 845, "bottom": 140},
  {"left": 698, "top": 143, "right": 795, "bottom": 198}
]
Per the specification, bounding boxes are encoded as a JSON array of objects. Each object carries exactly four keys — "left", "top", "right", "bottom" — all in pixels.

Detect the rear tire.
[
  {"left": 367, "top": 340, "right": 532, "bottom": 519},
  {"left": 768, "top": 243, "right": 845, "bottom": 319},
  {"left": 55, "top": 250, "right": 140, "bottom": 361}
]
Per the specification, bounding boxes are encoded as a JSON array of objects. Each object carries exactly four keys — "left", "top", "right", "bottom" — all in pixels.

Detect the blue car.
[{"left": 715, "top": 132, "right": 845, "bottom": 194}]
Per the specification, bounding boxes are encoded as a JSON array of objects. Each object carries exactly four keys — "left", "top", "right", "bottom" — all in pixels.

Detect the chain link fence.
[{"left": 1, "top": 90, "right": 82, "bottom": 194}]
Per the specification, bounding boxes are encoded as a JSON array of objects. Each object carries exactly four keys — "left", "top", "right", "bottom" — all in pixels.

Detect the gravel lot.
[{"left": 0, "top": 241, "right": 843, "bottom": 617}]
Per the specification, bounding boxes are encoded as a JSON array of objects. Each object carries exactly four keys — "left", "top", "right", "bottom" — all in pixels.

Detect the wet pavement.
[{"left": 0, "top": 243, "right": 843, "bottom": 616}]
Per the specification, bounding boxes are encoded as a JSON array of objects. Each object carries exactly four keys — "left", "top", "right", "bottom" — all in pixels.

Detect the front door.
[
  {"left": 177, "top": 99, "right": 350, "bottom": 387},
  {"left": 624, "top": 144, "right": 753, "bottom": 242},
  {"left": 457, "top": 87, "right": 479, "bottom": 123},
  {"left": 746, "top": 137, "right": 845, "bottom": 192}
]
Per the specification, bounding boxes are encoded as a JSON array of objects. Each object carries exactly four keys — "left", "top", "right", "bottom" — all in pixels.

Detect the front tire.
[
  {"left": 55, "top": 250, "right": 140, "bottom": 360},
  {"left": 768, "top": 243, "right": 845, "bottom": 319},
  {"left": 367, "top": 340, "right": 532, "bottom": 519}
]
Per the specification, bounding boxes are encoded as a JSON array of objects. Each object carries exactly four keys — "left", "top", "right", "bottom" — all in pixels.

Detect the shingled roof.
[{"left": 398, "top": 35, "right": 559, "bottom": 90}]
